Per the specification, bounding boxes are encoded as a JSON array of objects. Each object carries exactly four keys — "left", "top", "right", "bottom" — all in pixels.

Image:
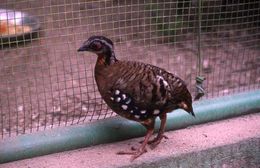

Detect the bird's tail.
[
  {"left": 178, "top": 101, "right": 195, "bottom": 117},
  {"left": 188, "top": 105, "right": 195, "bottom": 117}
]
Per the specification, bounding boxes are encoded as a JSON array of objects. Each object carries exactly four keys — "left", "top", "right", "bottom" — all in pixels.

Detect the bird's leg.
[
  {"left": 117, "top": 119, "right": 155, "bottom": 161},
  {"left": 148, "top": 113, "right": 168, "bottom": 149},
  {"left": 130, "top": 127, "right": 154, "bottom": 161}
]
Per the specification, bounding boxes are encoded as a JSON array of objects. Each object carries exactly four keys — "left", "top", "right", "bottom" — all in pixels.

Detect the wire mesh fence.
[{"left": 0, "top": 0, "right": 259, "bottom": 139}]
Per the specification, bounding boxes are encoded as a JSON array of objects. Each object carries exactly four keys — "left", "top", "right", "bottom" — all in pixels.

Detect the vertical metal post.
[
  {"left": 194, "top": 0, "right": 205, "bottom": 100},
  {"left": 197, "top": 0, "right": 202, "bottom": 75}
]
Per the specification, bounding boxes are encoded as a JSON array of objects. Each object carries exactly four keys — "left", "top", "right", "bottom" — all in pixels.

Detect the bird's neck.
[
  {"left": 95, "top": 50, "right": 118, "bottom": 95},
  {"left": 96, "top": 50, "right": 118, "bottom": 66}
]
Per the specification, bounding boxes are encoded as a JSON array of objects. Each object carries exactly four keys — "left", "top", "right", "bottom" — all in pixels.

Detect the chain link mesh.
[{"left": 0, "top": 0, "right": 259, "bottom": 139}]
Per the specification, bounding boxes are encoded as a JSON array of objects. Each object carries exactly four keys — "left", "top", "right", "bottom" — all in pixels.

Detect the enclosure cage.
[{"left": 0, "top": 0, "right": 259, "bottom": 140}]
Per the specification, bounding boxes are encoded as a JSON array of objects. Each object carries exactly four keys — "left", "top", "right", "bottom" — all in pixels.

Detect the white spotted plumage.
[
  {"left": 140, "top": 110, "right": 146, "bottom": 114},
  {"left": 134, "top": 115, "right": 140, "bottom": 119},
  {"left": 115, "top": 97, "right": 121, "bottom": 102},
  {"left": 115, "top": 90, "right": 120, "bottom": 95},
  {"left": 122, "top": 94, "right": 126, "bottom": 100},
  {"left": 156, "top": 75, "right": 169, "bottom": 87},
  {"left": 125, "top": 98, "right": 131, "bottom": 104},
  {"left": 121, "top": 105, "right": 128, "bottom": 110},
  {"left": 153, "top": 109, "right": 160, "bottom": 115}
]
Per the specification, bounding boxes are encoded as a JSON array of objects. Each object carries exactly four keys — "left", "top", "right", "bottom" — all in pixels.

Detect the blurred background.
[{"left": 0, "top": 0, "right": 259, "bottom": 139}]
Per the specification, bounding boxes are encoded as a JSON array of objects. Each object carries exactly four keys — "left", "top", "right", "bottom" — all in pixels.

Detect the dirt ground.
[
  {"left": 1, "top": 113, "right": 260, "bottom": 168},
  {"left": 0, "top": 1, "right": 259, "bottom": 138}
]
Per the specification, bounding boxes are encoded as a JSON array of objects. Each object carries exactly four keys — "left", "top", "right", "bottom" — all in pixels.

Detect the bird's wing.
[{"left": 109, "top": 61, "right": 193, "bottom": 115}]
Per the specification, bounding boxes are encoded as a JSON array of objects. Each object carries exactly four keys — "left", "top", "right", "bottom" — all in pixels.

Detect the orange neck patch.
[
  {"left": 96, "top": 52, "right": 117, "bottom": 66},
  {"left": 97, "top": 55, "right": 106, "bottom": 65}
]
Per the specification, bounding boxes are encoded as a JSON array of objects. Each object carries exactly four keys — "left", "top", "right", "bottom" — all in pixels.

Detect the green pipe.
[{"left": 0, "top": 90, "right": 260, "bottom": 164}]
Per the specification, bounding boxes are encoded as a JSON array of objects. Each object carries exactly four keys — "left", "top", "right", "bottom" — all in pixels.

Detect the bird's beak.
[{"left": 77, "top": 45, "right": 88, "bottom": 52}]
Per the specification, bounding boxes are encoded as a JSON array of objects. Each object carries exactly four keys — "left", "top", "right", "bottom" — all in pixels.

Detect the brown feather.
[{"left": 95, "top": 60, "right": 195, "bottom": 120}]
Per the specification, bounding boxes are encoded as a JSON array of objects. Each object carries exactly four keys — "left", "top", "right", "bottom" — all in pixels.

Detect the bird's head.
[{"left": 77, "top": 36, "right": 114, "bottom": 55}]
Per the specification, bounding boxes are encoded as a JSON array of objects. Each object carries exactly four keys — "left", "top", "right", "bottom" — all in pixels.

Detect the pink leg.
[
  {"left": 117, "top": 119, "right": 155, "bottom": 161},
  {"left": 148, "top": 113, "right": 168, "bottom": 149}
]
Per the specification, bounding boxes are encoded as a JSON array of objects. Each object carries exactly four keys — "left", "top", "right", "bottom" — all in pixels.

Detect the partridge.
[{"left": 78, "top": 36, "right": 195, "bottom": 161}]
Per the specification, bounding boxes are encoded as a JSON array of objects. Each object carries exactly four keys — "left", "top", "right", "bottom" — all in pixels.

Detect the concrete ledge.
[
  {"left": 124, "top": 138, "right": 260, "bottom": 168},
  {"left": 2, "top": 113, "right": 259, "bottom": 168}
]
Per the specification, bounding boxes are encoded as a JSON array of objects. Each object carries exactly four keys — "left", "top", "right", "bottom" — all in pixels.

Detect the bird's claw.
[
  {"left": 138, "top": 134, "right": 168, "bottom": 144},
  {"left": 117, "top": 147, "right": 147, "bottom": 161},
  {"left": 148, "top": 134, "right": 168, "bottom": 149},
  {"left": 130, "top": 149, "right": 147, "bottom": 162},
  {"left": 131, "top": 146, "right": 138, "bottom": 151},
  {"left": 148, "top": 134, "right": 168, "bottom": 144}
]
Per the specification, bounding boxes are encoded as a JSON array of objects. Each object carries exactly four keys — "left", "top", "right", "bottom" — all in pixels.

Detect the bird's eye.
[{"left": 91, "top": 42, "right": 102, "bottom": 50}]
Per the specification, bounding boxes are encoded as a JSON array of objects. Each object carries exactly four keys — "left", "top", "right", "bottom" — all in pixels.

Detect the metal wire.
[{"left": 0, "top": 0, "right": 259, "bottom": 139}]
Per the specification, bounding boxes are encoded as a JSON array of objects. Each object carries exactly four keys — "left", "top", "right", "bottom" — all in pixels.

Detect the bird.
[{"left": 78, "top": 35, "right": 195, "bottom": 161}]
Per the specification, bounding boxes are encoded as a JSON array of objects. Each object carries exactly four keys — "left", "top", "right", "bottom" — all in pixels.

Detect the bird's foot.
[
  {"left": 130, "top": 148, "right": 147, "bottom": 161},
  {"left": 117, "top": 147, "right": 147, "bottom": 161},
  {"left": 148, "top": 134, "right": 168, "bottom": 149},
  {"left": 138, "top": 134, "right": 168, "bottom": 146},
  {"left": 148, "top": 134, "right": 168, "bottom": 144}
]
